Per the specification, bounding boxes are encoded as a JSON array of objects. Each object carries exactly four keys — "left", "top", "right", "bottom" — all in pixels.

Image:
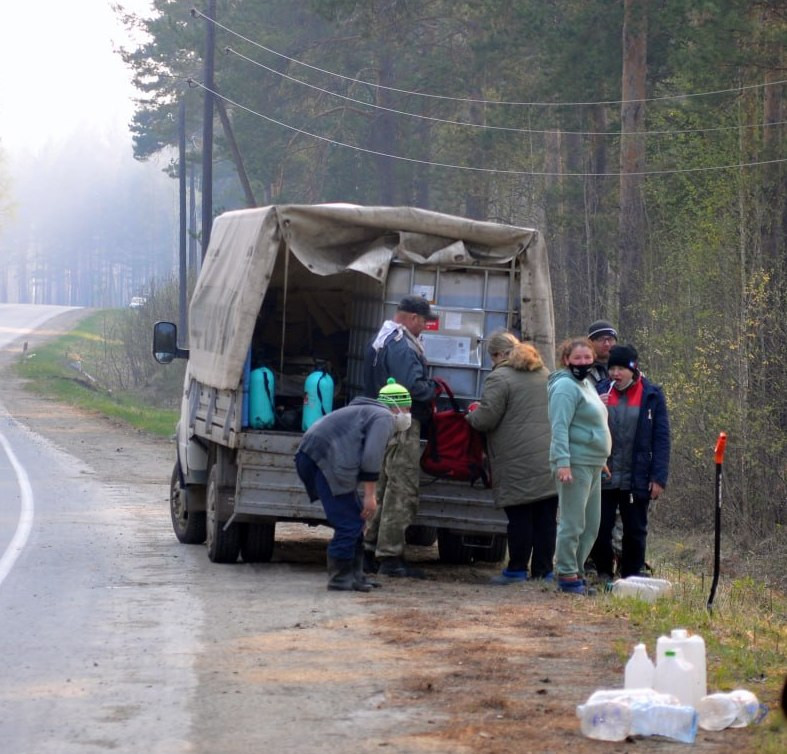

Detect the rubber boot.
[
  {"left": 378, "top": 556, "right": 426, "bottom": 579},
  {"left": 326, "top": 555, "right": 355, "bottom": 591},
  {"left": 352, "top": 541, "right": 379, "bottom": 591},
  {"left": 362, "top": 548, "right": 379, "bottom": 574}
]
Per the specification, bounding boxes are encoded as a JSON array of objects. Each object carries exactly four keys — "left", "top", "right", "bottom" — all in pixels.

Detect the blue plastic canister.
[
  {"left": 249, "top": 367, "right": 276, "bottom": 429},
  {"left": 301, "top": 370, "right": 334, "bottom": 430}
]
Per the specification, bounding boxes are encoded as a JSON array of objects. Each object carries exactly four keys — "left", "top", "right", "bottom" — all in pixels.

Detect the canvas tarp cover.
[{"left": 188, "top": 204, "right": 554, "bottom": 390}]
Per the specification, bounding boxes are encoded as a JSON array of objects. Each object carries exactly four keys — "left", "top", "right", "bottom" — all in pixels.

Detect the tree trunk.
[
  {"left": 413, "top": 104, "right": 431, "bottom": 209},
  {"left": 762, "top": 70, "right": 785, "bottom": 277},
  {"left": 618, "top": 0, "right": 647, "bottom": 335},
  {"left": 564, "top": 130, "right": 586, "bottom": 333},
  {"left": 465, "top": 97, "right": 489, "bottom": 220},
  {"left": 189, "top": 163, "right": 198, "bottom": 274},
  {"left": 374, "top": 51, "right": 396, "bottom": 205},
  {"left": 589, "top": 104, "right": 611, "bottom": 316},
  {"left": 544, "top": 130, "right": 568, "bottom": 335}
]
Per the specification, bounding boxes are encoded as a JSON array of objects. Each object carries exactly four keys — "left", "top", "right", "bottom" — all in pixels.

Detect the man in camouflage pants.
[{"left": 362, "top": 296, "right": 438, "bottom": 578}]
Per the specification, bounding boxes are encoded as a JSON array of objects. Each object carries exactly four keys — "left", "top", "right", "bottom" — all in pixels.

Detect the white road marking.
[{"left": 0, "top": 427, "right": 35, "bottom": 587}]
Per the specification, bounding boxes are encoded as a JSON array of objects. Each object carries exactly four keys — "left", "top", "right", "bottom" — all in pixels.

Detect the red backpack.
[{"left": 420, "top": 377, "right": 490, "bottom": 486}]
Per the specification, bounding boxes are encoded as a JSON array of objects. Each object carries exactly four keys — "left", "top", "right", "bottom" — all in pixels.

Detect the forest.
[{"left": 52, "top": 1, "right": 787, "bottom": 551}]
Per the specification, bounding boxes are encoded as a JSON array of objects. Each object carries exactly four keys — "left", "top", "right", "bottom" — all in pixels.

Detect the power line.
[
  {"left": 226, "top": 45, "right": 787, "bottom": 138},
  {"left": 188, "top": 79, "right": 787, "bottom": 177},
  {"left": 193, "top": 7, "right": 787, "bottom": 108}
]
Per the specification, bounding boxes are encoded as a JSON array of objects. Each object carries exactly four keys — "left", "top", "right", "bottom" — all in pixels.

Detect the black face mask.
[{"left": 569, "top": 364, "right": 592, "bottom": 381}]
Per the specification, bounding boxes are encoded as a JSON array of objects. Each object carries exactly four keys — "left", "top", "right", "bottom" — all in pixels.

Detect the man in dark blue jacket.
[
  {"left": 590, "top": 344, "right": 670, "bottom": 579},
  {"left": 362, "top": 295, "right": 438, "bottom": 578}
]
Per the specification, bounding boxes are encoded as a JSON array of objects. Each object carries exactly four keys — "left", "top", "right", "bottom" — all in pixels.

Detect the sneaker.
[
  {"left": 377, "top": 557, "right": 426, "bottom": 579},
  {"left": 489, "top": 569, "right": 528, "bottom": 585},
  {"left": 558, "top": 576, "right": 588, "bottom": 595}
]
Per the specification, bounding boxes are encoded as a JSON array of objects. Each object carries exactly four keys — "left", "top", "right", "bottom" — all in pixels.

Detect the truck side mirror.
[{"left": 153, "top": 321, "right": 189, "bottom": 363}]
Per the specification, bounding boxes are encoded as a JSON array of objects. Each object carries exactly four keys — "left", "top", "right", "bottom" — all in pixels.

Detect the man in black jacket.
[
  {"left": 362, "top": 295, "right": 438, "bottom": 577},
  {"left": 587, "top": 319, "right": 618, "bottom": 387}
]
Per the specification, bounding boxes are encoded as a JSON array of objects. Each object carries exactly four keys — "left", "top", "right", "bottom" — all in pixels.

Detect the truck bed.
[{"left": 234, "top": 431, "right": 506, "bottom": 534}]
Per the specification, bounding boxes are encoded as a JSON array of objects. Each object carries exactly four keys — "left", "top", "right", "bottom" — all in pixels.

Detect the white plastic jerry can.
[
  {"left": 624, "top": 643, "right": 656, "bottom": 689},
  {"left": 654, "top": 649, "right": 696, "bottom": 708},
  {"left": 656, "top": 629, "right": 707, "bottom": 703}
]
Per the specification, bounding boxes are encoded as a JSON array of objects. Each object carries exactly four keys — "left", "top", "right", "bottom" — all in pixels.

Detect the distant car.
[{"left": 129, "top": 296, "right": 147, "bottom": 309}]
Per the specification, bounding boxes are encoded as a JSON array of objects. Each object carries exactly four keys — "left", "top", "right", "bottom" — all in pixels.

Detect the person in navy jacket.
[{"left": 590, "top": 344, "right": 670, "bottom": 579}]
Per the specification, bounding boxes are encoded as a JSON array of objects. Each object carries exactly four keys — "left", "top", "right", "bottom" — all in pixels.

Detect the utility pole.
[
  {"left": 178, "top": 99, "right": 188, "bottom": 343},
  {"left": 200, "top": 0, "right": 216, "bottom": 262}
]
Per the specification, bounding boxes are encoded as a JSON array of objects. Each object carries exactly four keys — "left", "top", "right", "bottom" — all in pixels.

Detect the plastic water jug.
[
  {"left": 697, "top": 689, "right": 762, "bottom": 730},
  {"left": 697, "top": 693, "right": 740, "bottom": 730},
  {"left": 625, "top": 643, "right": 655, "bottom": 689},
  {"left": 625, "top": 576, "right": 673, "bottom": 597},
  {"left": 611, "top": 578, "right": 660, "bottom": 602},
  {"left": 302, "top": 370, "right": 334, "bottom": 431},
  {"left": 654, "top": 649, "right": 696, "bottom": 708},
  {"left": 727, "top": 689, "right": 762, "bottom": 727},
  {"left": 656, "top": 629, "right": 707, "bottom": 703},
  {"left": 249, "top": 366, "right": 276, "bottom": 429}
]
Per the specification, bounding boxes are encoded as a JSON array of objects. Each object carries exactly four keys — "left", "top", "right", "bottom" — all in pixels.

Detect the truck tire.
[
  {"left": 477, "top": 533, "right": 507, "bottom": 563},
  {"left": 206, "top": 465, "right": 241, "bottom": 563},
  {"left": 405, "top": 525, "right": 438, "bottom": 547},
  {"left": 170, "top": 462, "right": 207, "bottom": 544},
  {"left": 436, "top": 528, "right": 474, "bottom": 565},
  {"left": 240, "top": 522, "right": 276, "bottom": 563}
]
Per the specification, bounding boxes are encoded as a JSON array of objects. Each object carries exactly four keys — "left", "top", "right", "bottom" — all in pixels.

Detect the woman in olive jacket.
[{"left": 466, "top": 331, "right": 557, "bottom": 584}]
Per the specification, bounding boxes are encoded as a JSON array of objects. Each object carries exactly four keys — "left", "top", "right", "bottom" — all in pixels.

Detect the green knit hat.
[{"left": 377, "top": 377, "right": 412, "bottom": 408}]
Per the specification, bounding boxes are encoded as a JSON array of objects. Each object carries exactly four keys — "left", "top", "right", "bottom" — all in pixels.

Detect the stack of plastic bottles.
[{"left": 577, "top": 629, "right": 763, "bottom": 742}]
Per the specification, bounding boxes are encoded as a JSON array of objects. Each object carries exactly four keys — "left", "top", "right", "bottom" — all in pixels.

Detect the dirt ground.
[{"left": 0, "top": 311, "right": 763, "bottom": 753}]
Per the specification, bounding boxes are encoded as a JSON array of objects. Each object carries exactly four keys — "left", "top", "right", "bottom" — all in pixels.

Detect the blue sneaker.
[
  {"left": 489, "top": 569, "right": 528, "bottom": 585},
  {"left": 558, "top": 577, "right": 588, "bottom": 594}
]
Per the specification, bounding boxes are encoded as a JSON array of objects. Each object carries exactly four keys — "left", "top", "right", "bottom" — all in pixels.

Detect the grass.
[
  {"left": 596, "top": 557, "right": 787, "bottom": 751},
  {"left": 12, "top": 310, "right": 179, "bottom": 437}
]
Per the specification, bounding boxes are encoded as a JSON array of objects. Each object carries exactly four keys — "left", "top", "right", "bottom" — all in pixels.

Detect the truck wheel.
[
  {"left": 240, "top": 522, "right": 276, "bottom": 563},
  {"left": 206, "top": 465, "right": 241, "bottom": 563},
  {"left": 405, "top": 525, "right": 438, "bottom": 547},
  {"left": 437, "top": 528, "right": 475, "bottom": 565},
  {"left": 170, "top": 462, "right": 207, "bottom": 544},
  {"left": 477, "top": 534, "right": 507, "bottom": 563}
]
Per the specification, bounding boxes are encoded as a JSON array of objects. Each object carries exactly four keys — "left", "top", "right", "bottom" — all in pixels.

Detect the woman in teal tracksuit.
[{"left": 548, "top": 337, "right": 612, "bottom": 594}]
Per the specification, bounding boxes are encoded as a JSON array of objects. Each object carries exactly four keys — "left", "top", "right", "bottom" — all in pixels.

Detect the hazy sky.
[{"left": 0, "top": 0, "right": 152, "bottom": 154}]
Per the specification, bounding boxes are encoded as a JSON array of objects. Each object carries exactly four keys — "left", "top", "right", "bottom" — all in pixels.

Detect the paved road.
[
  {"left": 0, "top": 305, "right": 412, "bottom": 754},
  {"left": 0, "top": 305, "right": 194, "bottom": 752}
]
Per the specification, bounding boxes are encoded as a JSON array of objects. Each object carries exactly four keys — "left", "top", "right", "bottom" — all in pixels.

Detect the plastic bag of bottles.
[{"left": 577, "top": 688, "right": 697, "bottom": 743}]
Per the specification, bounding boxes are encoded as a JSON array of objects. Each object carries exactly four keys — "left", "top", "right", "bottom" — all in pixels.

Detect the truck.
[{"left": 152, "top": 204, "right": 555, "bottom": 566}]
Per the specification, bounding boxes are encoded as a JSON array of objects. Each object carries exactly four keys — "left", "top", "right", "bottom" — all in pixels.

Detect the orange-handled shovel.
[{"left": 707, "top": 432, "right": 727, "bottom": 613}]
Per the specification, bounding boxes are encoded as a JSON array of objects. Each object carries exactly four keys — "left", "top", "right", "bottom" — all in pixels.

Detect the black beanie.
[
  {"left": 608, "top": 344, "right": 639, "bottom": 371},
  {"left": 588, "top": 320, "right": 618, "bottom": 340}
]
